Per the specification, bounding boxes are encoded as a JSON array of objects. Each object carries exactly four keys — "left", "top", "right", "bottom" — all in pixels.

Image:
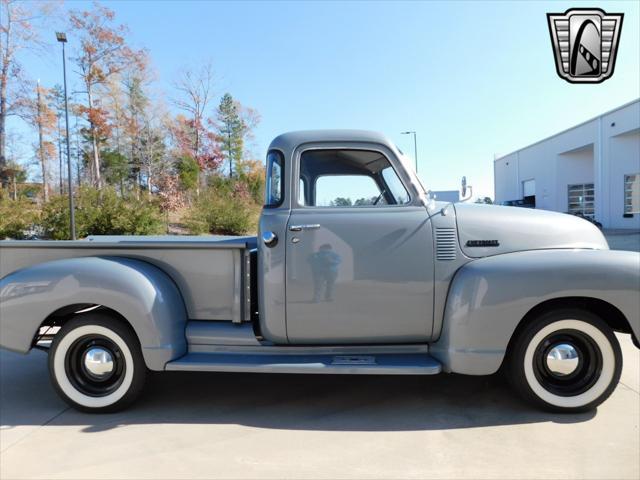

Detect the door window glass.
[
  {"left": 381, "top": 167, "right": 410, "bottom": 205},
  {"left": 315, "top": 175, "right": 383, "bottom": 207},
  {"left": 299, "top": 178, "right": 307, "bottom": 206},
  {"left": 299, "top": 149, "right": 410, "bottom": 207}
]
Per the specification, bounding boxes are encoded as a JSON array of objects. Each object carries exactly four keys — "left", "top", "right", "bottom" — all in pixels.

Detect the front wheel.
[
  {"left": 48, "top": 313, "right": 147, "bottom": 413},
  {"left": 506, "top": 309, "right": 622, "bottom": 413}
]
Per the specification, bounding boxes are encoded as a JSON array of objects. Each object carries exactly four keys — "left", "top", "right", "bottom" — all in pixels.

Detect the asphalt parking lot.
[{"left": 0, "top": 334, "right": 638, "bottom": 480}]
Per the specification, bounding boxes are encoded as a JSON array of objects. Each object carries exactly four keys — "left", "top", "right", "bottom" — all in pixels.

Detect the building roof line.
[{"left": 494, "top": 98, "right": 640, "bottom": 162}]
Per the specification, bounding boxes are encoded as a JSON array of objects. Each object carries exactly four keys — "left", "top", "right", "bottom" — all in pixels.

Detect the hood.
[{"left": 454, "top": 203, "right": 609, "bottom": 258}]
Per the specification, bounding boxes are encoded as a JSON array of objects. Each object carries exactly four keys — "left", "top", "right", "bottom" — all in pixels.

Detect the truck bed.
[{"left": 0, "top": 236, "right": 257, "bottom": 323}]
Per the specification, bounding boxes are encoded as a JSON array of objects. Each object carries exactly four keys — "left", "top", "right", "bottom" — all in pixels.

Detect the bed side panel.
[{"left": 0, "top": 241, "right": 247, "bottom": 321}]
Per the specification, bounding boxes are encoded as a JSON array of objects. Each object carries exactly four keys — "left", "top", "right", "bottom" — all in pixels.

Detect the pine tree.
[
  {"left": 216, "top": 93, "right": 245, "bottom": 178},
  {"left": 123, "top": 73, "right": 149, "bottom": 195}
]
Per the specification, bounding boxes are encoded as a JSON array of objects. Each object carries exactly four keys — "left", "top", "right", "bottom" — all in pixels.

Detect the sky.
[{"left": 9, "top": 0, "right": 640, "bottom": 199}]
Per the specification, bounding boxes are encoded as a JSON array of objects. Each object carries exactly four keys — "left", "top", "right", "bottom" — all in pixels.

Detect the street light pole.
[
  {"left": 56, "top": 32, "right": 76, "bottom": 240},
  {"left": 401, "top": 131, "right": 418, "bottom": 173}
]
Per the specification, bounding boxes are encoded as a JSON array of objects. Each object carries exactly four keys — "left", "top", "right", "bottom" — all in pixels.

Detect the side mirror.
[{"left": 461, "top": 176, "right": 467, "bottom": 197}]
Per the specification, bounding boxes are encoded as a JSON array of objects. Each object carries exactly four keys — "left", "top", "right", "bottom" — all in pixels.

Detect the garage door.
[{"left": 523, "top": 179, "right": 536, "bottom": 197}]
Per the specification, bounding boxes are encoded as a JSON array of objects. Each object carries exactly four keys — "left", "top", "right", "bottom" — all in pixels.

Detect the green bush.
[
  {"left": 184, "top": 181, "right": 260, "bottom": 235},
  {"left": 177, "top": 156, "right": 199, "bottom": 192},
  {"left": 0, "top": 197, "right": 40, "bottom": 239},
  {"left": 41, "top": 187, "right": 165, "bottom": 239}
]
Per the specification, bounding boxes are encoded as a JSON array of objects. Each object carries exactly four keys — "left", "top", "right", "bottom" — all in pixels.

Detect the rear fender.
[
  {"left": 0, "top": 256, "right": 188, "bottom": 370},
  {"left": 430, "top": 249, "right": 640, "bottom": 374}
]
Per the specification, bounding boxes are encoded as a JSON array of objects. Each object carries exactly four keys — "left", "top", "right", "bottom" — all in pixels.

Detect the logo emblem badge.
[
  {"left": 547, "top": 8, "right": 623, "bottom": 83},
  {"left": 465, "top": 240, "right": 500, "bottom": 248}
]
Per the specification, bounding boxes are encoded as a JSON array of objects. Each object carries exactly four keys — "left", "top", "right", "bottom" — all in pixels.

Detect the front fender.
[
  {"left": 0, "top": 256, "right": 188, "bottom": 370},
  {"left": 430, "top": 249, "right": 640, "bottom": 375}
]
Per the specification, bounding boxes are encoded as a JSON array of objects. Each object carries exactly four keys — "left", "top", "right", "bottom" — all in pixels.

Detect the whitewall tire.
[
  {"left": 48, "top": 313, "right": 147, "bottom": 413},
  {"left": 506, "top": 309, "right": 622, "bottom": 413}
]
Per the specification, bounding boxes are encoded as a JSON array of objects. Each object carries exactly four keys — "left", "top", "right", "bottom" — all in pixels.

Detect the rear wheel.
[
  {"left": 48, "top": 313, "right": 146, "bottom": 413},
  {"left": 506, "top": 309, "right": 622, "bottom": 412}
]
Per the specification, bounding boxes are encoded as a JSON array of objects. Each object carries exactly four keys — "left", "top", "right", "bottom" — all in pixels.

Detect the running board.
[{"left": 165, "top": 353, "right": 442, "bottom": 375}]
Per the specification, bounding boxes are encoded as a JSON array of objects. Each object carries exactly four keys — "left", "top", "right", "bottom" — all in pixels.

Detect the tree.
[
  {"left": 172, "top": 62, "right": 219, "bottom": 193},
  {"left": 0, "top": 0, "right": 56, "bottom": 187},
  {"left": 117, "top": 53, "right": 157, "bottom": 195},
  {"left": 101, "top": 149, "right": 128, "bottom": 193},
  {"left": 35, "top": 83, "right": 48, "bottom": 201},
  {"left": 104, "top": 75, "right": 127, "bottom": 154},
  {"left": 216, "top": 93, "right": 244, "bottom": 178},
  {"left": 155, "top": 166, "right": 183, "bottom": 214},
  {"left": 35, "top": 83, "right": 57, "bottom": 201},
  {"left": 475, "top": 196, "right": 493, "bottom": 204},
  {"left": 168, "top": 113, "right": 219, "bottom": 195},
  {"left": 121, "top": 71, "right": 145, "bottom": 194},
  {"left": 48, "top": 84, "right": 67, "bottom": 192},
  {"left": 215, "top": 94, "right": 261, "bottom": 179},
  {"left": 70, "top": 104, "right": 85, "bottom": 187},
  {"left": 139, "top": 120, "right": 166, "bottom": 198},
  {"left": 21, "top": 82, "right": 56, "bottom": 201},
  {"left": 354, "top": 196, "right": 379, "bottom": 206},
  {"left": 69, "top": 2, "right": 144, "bottom": 189},
  {"left": 177, "top": 155, "right": 198, "bottom": 192},
  {"left": 3, "top": 160, "right": 26, "bottom": 200},
  {"left": 236, "top": 158, "right": 265, "bottom": 204},
  {"left": 331, "top": 197, "right": 353, "bottom": 207}
]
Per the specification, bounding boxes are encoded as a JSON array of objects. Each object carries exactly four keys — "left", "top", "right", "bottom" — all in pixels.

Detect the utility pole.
[
  {"left": 56, "top": 32, "right": 76, "bottom": 240},
  {"left": 412, "top": 133, "right": 418, "bottom": 173},
  {"left": 401, "top": 131, "right": 418, "bottom": 173}
]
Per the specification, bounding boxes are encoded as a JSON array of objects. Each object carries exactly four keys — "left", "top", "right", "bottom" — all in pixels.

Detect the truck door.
[{"left": 285, "top": 147, "right": 435, "bottom": 344}]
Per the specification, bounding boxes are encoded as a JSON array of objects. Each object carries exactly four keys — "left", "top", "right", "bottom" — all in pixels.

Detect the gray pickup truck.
[{"left": 1, "top": 130, "right": 639, "bottom": 413}]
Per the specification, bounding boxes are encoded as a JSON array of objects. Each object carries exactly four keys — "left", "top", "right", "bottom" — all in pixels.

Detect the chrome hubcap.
[
  {"left": 83, "top": 347, "right": 114, "bottom": 378},
  {"left": 545, "top": 343, "right": 580, "bottom": 376}
]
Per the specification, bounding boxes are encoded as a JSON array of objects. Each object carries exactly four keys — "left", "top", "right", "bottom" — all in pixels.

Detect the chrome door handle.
[{"left": 289, "top": 224, "right": 321, "bottom": 232}]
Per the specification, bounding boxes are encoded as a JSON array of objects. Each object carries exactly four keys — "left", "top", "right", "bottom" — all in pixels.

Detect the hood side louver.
[{"left": 436, "top": 228, "right": 457, "bottom": 261}]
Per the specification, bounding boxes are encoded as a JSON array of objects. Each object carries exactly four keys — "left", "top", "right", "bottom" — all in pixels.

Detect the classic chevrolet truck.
[{"left": 1, "top": 130, "right": 639, "bottom": 413}]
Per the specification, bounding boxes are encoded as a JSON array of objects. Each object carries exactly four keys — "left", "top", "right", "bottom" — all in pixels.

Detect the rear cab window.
[{"left": 265, "top": 150, "right": 284, "bottom": 207}]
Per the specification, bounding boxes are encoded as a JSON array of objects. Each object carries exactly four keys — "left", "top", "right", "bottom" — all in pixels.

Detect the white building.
[
  {"left": 494, "top": 99, "right": 640, "bottom": 230},
  {"left": 434, "top": 190, "right": 460, "bottom": 203}
]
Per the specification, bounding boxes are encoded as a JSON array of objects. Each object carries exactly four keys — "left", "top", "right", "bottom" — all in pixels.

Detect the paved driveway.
[{"left": 1, "top": 334, "right": 638, "bottom": 480}]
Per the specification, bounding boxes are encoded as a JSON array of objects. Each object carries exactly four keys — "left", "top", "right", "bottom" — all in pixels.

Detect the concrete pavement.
[
  {"left": 0, "top": 334, "right": 638, "bottom": 479},
  {"left": 604, "top": 230, "right": 640, "bottom": 252}
]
